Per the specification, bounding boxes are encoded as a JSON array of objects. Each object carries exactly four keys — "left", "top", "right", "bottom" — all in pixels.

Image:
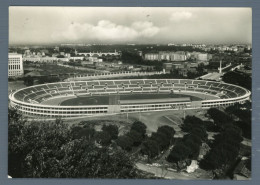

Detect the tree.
[
  {"left": 200, "top": 125, "right": 243, "bottom": 173},
  {"left": 181, "top": 115, "right": 204, "bottom": 132},
  {"left": 60, "top": 139, "right": 139, "bottom": 178},
  {"left": 38, "top": 76, "right": 60, "bottom": 84},
  {"left": 234, "top": 121, "right": 251, "bottom": 139},
  {"left": 9, "top": 109, "right": 143, "bottom": 178},
  {"left": 150, "top": 132, "right": 171, "bottom": 151},
  {"left": 116, "top": 135, "right": 134, "bottom": 151},
  {"left": 222, "top": 71, "right": 251, "bottom": 90},
  {"left": 9, "top": 118, "right": 71, "bottom": 177},
  {"left": 207, "top": 108, "right": 232, "bottom": 129},
  {"left": 102, "top": 124, "right": 119, "bottom": 140},
  {"left": 94, "top": 131, "right": 112, "bottom": 146},
  {"left": 127, "top": 130, "right": 143, "bottom": 146},
  {"left": 71, "top": 125, "right": 95, "bottom": 140},
  {"left": 157, "top": 125, "right": 175, "bottom": 139},
  {"left": 130, "top": 121, "right": 147, "bottom": 138},
  {"left": 23, "top": 75, "right": 34, "bottom": 86},
  {"left": 141, "top": 139, "right": 160, "bottom": 160},
  {"left": 167, "top": 143, "right": 191, "bottom": 164}
]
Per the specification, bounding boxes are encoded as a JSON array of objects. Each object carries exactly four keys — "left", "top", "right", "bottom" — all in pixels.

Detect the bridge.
[{"left": 77, "top": 50, "right": 120, "bottom": 57}]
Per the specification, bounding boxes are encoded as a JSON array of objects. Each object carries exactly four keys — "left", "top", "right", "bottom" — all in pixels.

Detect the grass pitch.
[{"left": 60, "top": 93, "right": 202, "bottom": 106}]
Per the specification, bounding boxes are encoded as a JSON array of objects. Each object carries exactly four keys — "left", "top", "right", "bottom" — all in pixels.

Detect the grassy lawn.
[
  {"left": 8, "top": 80, "right": 26, "bottom": 94},
  {"left": 24, "top": 63, "right": 96, "bottom": 76}
]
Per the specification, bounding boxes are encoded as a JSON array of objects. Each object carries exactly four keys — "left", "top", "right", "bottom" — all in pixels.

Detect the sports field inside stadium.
[{"left": 59, "top": 93, "right": 202, "bottom": 106}]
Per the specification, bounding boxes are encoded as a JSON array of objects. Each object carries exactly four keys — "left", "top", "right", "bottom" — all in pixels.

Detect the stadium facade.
[{"left": 9, "top": 79, "right": 251, "bottom": 119}]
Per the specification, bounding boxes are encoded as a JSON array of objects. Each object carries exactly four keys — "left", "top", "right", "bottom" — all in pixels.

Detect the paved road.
[{"left": 136, "top": 162, "right": 213, "bottom": 179}]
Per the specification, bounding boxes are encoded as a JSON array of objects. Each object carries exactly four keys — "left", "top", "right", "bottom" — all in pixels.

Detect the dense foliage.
[
  {"left": 116, "top": 121, "right": 147, "bottom": 151},
  {"left": 38, "top": 76, "right": 60, "bottom": 84},
  {"left": 199, "top": 107, "right": 247, "bottom": 177},
  {"left": 8, "top": 108, "right": 141, "bottom": 178},
  {"left": 222, "top": 71, "right": 251, "bottom": 90},
  {"left": 141, "top": 125, "right": 175, "bottom": 160},
  {"left": 167, "top": 116, "right": 207, "bottom": 166}
]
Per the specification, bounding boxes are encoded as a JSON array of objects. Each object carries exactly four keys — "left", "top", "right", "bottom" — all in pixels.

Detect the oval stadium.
[{"left": 9, "top": 79, "right": 251, "bottom": 119}]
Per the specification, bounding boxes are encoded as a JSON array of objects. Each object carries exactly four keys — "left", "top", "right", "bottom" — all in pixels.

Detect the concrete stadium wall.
[{"left": 9, "top": 79, "right": 251, "bottom": 119}]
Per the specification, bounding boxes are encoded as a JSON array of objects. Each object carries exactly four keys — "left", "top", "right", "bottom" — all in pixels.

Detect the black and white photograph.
[{"left": 8, "top": 7, "right": 252, "bottom": 180}]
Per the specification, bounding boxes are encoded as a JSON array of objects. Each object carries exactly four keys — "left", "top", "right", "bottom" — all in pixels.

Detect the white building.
[
  {"left": 144, "top": 53, "right": 160, "bottom": 61},
  {"left": 8, "top": 53, "right": 24, "bottom": 77},
  {"left": 145, "top": 52, "right": 186, "bottom": 61}
]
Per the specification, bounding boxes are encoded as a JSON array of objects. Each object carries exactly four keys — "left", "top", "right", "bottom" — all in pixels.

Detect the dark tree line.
[
  {"left": 38, "top": 76, "right": 60, "bottom": 84},
  {"left": 23, "top": 75, "right": 34, "bottom": 86},
  {"left": 167, "top": 116, "right": 207, "bottom": 168},
  {"left": 116, "top": 121, "right": 147, "bottom": 151},
  {"left": 199, "top": 108, "right": 245, "bottom": 178},
  {"left": 8, "top": 108, "right": 143, "bottom": 178},
  {"left": 222, "top": 71, "right": 251, "bottom": 90},
  {"left": 141, "top": 125, "right": 175, "bottom": 160}
]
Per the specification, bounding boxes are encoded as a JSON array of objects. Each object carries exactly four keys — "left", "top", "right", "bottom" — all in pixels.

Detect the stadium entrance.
[{"left": 107, "top": 95, "right": 121, "bottom": 114}]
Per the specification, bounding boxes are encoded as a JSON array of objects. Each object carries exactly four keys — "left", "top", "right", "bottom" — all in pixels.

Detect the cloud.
[
  {"left": 51, "top": 20, "right": 159, "bottom": 43},
  {"left": 170, "top": 11, "right": 193, "bottom": 22},
  {"left": 131, "top": 21, "right": 160, "bottom": 37}
]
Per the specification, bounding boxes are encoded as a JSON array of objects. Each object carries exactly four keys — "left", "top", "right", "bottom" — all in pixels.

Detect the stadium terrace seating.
[
  {"left": 10, "top": 79, "right": 249, "bottom": 108},
  {"left": 33, "top": 85, "right": 49, "bottom": 91},
  {"left": 74, "top": 82, "right": 86, "bottom": 86},
  {"left": 225, "top": 86, "right": 236, "bottom": 91},
  {"left": 58, "top": 87, "right": 70, "bottom": 91},
  {"left": 107, "top": 85, "right": 118, "bottom": 89},
  {"left": 217, "top": 83, "right": 231, "bottom": 89},
  {"left": 225, "top": 91, "right": 238, "bottom": 98},
  {"left": 206, "top": 81, "right": 219, "bottom": 87},
  {"left": 46, "top": 84, "right": 59, "bottom": 89},
  {"left": 106, "top": 89, "right": 117, "bottom": 93},
  {"left": 236, "top": 88, "right": 247, "bottom": 96},
  {"left": 198, "top": 85, "right": 208, "bottom": 89},
  {"left": 193, "top": 80, "right": 206, "bottom": 85},
  {"left": 141, "top": 84, "right": 153, "bottom": 88},
  {"left": 130, "top": 80, "right": 145, "bottom": 84},
  {"left": 129, "top": 84, "right": 139, "bottom": 88},
  {"left": 59, "top": 92, "right": 70, "bottom": 96},
  {"left": 144, "top": 79, "right": 157, "bottom": 84},
  {"left": 179, "top": 79, "right": 193, "bottom": 84},
  {"left": 175, "top": 84, "right": 186, "bottom": 88},
  {"left": 35, "top": 94, "right": 52, "bottom": 102},
  {"left": 156, "top": 79, "right": 167, "bottom": 84},
  {"left": 72, "top": 86, "right": 82, "bottom": 90},
  {"left": 94, "top": 85, "right": 106, "bottom": 89},
  {"left": 51, "top": 93, "right": 61, "bottom": 97},
  {"left": 61, "top": 83, "right": 71, "bottom": 87},
  {"left": 99, "top": 81, "right": 114, "bottom": 85},
  {"left": 162, "top": 83, "right": 173, "bottom": 87},
  {"left": 209, "top": 86, "right": 221, "bottom": 91},
  {"left": 77, "top": 90, "right": 88, "bottom": 94},
  {"left": 114, "top": 80, "right": 130, "bottom": 85},
  {"left": 47, "top": 89, "right": 59, "bottom": 94},
  {"left": 167, "top": 79, "right": 181, "bottom": 84},
  {"left": 22, "top": 88, "right": 34, "bottom": 94},
  {"left": 34, "top": 90, "right": 46, "bottom": 95},
  {"left": 86, "top": 81, "right": 100, "bottom": 86}
]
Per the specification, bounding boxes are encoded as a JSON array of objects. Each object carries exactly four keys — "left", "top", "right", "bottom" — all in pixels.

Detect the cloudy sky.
[{"left": 9, "top": 7, "right": 252, "bottom": 45}]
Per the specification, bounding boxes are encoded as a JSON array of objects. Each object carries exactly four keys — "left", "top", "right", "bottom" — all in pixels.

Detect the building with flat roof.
[
  {"left": 8, "top": 53, "right": 23, "bottom": 77},
  {"left": 145, "top": 51, "right": 187, "bottom": 62}
]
